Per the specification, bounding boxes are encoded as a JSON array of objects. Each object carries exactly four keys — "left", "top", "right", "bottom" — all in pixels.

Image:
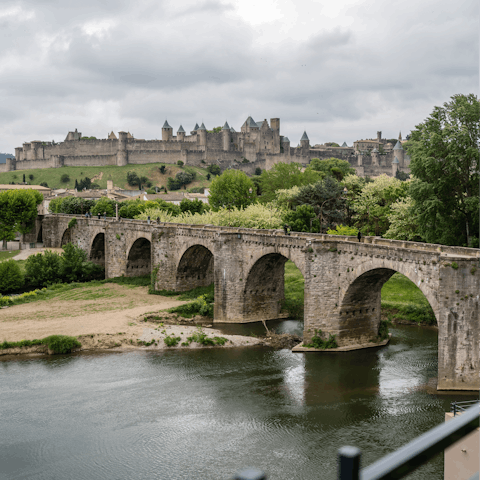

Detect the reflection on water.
[{"left": 0, "top": 324, "right": 476, "bottom": 480}]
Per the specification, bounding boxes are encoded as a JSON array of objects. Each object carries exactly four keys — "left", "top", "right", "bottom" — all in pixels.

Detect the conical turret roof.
[
  {"left": 193, "top": 123, "right": 199, "bottom": 130},
  {"left": 177, "top": 125, "right": 185, "bottom": 133},
  {"left": 300, "top": 131, "right": 309, "bottom": 141},
  {"left": 341, "top": 141, "right": 348, "bottom": 147},
  {"left": 222, "top": 121, "right": 230, "bottom": 131},
  {"left": 198, "top": 123, "right": 206, "bottom": 131},
  {"left": 393, "top": 140, "right": 403, "bottom": 150},
  {"left": 282, "top": 137, "right": 290, "bottom": 143},
  {"left": 393, "top": 156, "right": 399, "bottom": 164},
  {"left": 163, "top": 120, "right": 172, "bottom": 129},
  {"left": 246, "top": 116, "right": 257, "bottom": 128}
]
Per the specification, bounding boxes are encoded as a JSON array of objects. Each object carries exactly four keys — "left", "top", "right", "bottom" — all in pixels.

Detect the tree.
[
  {"left": 23, "top": 174, "right": 26, "bottom": 183},
  {"left": 61, "top": 173, "right": 70, "bottom": 183},
  {"left": 289, "top": 176, "right": 347, "bottom": 232},
  {"left": 283, "top": 204, "right": 320, "bottom": 233},
  {"left": 408, "top": 94, "right": 480, "bottom": 246},
  {"left": 384, "top": 197, "right": 422, "bottom": 241},
  {"left": 28, "top": 174, "right": 34, "bottom": 181},
  {"left": 258, "top": 162, "right": 321, "bottom": 203},
  {"left": 207, "top": 164, "right": 221, "bottom": 176},
  {"left": 208, "top": 170, "right": 256, "bottom": 210},
  {"left": 309, "top": 158, "right": 356, "bottom": 181},
  {"left": 159, "top": 165, "right": 166, "bottom": 174},
  {"left": 352, "top": 175, "right": 408, "bottom": 236},
  {"left": 180, "top": 198, "right": 205, "bottom": 214},
  {"left": 0, "top": 259, "right": 24, "bottom": 293},
  {"left": 255, "top": 167, "right": 262, "bottom": 175},
  {"left": 91, "top": 197, "right": 116, "bottom": 217},
  {"left": 0, "top": 189, "right": 43, "bottom": 249},
  {"left": 327, "top": 225, "right": 359, "bottom": 236}
]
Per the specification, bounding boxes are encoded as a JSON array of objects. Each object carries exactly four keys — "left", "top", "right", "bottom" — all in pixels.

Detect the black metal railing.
[
  {"left": 451, "top": 400, "right": 479, "bottom": 417},
  {"left": 231, "top": 403, "right": 479, "bottom": 480}
]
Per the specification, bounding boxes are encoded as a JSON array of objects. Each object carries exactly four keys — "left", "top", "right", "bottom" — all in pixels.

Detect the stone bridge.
[{"left": 43, "top": 214, "right": 480, "bottom": 391}]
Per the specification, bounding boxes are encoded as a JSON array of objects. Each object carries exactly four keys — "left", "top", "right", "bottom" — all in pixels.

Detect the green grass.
[
  {"left": 282, "top": 261, "right": 305, "bottom": 319},
  {"left": 0, "top": 163, "right": 213, "bottom": 191},
  {"left": 0, "top": 250, "right": 20, "bottom": 261},
  {"left": 0, "top": 335, "right": 81, "bottom": 353},
  {"left": 152, "top": 284, "right": 214, "bottom": 300},
  {"left": 103, "top": 275, "right": 150, "bottom": 287},
  {"left": 381, "top": 273, "right": 436, "bottom": 325}
]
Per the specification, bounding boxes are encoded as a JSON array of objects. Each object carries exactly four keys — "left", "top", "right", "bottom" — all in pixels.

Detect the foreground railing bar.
[
  {"left": 468, "top": 473, "right": 479, "bottom": 480},
  {"left": 338, "top": 403, "right": 479, "bottom": 480}
]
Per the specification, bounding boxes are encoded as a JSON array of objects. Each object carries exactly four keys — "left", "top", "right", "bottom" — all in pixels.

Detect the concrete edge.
[{"left": 292, "top": 333, "right": 391, "bottom": 353}]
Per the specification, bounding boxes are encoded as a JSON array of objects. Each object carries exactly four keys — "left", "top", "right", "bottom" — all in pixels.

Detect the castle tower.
[
  {"left": 271, "top": 118, "right": 280, "bottom": 133},
  {"left": 393, "top": 140, "right": 404, "bottom": 167},
  {"left": 116, "top": 131, "right": 128, "bottom": 166},
  {"left": 6, "top": 157, "right": 16, "bottom": 171},
  {"left": 197, "top": 123, "right": 207, "bottom": 147},
  {"left": 177, "top": 125, "right": 185, "bottom": 142},
  {"left": 371, "top": 147, "right": 379, "bottom": 166},
  {"left": 300, "top": 131, "right": 309, "bottom": 151},
  {"left": 222, "top": 121, "right": 231, "bottom": 151},
  {"left": 14, "top": 147, "right": 22, "bottom": 161},
  {"left": 162, "top": 120, "right": 173, "bottom": 141},
  {"left": 392, "top": 157, "right": 399, "bottom": 176},
  {"left": 282, "top": 137, "right": 290, "bottom": 156},
  {"left": 377, "top": 131, "right": 382, "bottom": 143},
  {"left": 191, "top": 123, "right": 199, "bottom": 135}
]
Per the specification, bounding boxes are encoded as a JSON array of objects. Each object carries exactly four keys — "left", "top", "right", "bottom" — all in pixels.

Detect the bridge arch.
[
  {"left": 126, "top": 237, "right": 151, "bottom": 276},
  {"left": 89, "top": 232, "right": 105, "bottom": 268},
  {"left": 60, "top": 228, "right": 71, "bottom": 246},
  {"left": 336, "top": 259, "right": 439, "bottom": 345},
  {"left": 242, "top": 252, "right": 304, "bottom": 322},
  {"left": 175, "top": 244, "right": 214, "bottom": 291}
]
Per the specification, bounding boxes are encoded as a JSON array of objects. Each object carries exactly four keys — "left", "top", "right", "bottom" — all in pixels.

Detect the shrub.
[
  {"left": 90, "top": 197, "right": 117, "bottom": 217},
  {"left": 451, "top": 262, "right": 459, "bottom": 269},
  {"left": 61, "top": 173, "right": 70, "bottom": 183},
  {"left": 28, "top": 174, "right": 34, "bottom": 181},
  {"left": 164, "top": 335, "right": 181, "bottom": 347},
  {"left": 207, "top": 164, "right": 221, "bottom": 176},
  {"left": 0, "top": 259, "right": 25, "bottom": 294},
  {"left": 177, "top": 160, "right": 184, "bottom": 166},
  {"left": 159, "top": 165, "right": 166, "bottom": 174},
  {"left": 40, "top": 182, "right": 49, "bottom": 187},
  {"left": 60, "top": 243, "right": 87, "bottom": 282},
  {"left": 255, "top": 167, "right": 262, "bottom": 175},
  {"left": 378, "top": 320, "right": 389, "bottom": 340},
  {"left": 43, "top": 335, "right": 81, "bottom": 353},
  {"left": 67, "top": 218, "right": 77, "bottom": 229},
  {"left": 180, "top": 198, "right": 204, "bottom": 215},
  {"left": 304, "top": 329, "right": 338, "bottom": 349},
  {"left": 25, "top": 250, "right": 62, "bottom": 288}
]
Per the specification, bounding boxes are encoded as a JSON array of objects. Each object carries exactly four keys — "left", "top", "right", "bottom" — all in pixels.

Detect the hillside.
[{"left": 0, "top": 163, "right": 213, "bottom": 191}]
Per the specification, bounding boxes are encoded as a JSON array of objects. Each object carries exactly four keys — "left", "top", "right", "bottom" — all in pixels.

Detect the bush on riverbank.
[
  {"left": 0, "top": 335, "right": 81, "bottom": 354},
  {"left": 304, "top": 329, "right": 338, "bottom": 349},
  {"left": 167, "top": 293, "right": 214, "bottom": 318},
  {"left": 0, "top": 259, "right": 24, "bottom": 293}
]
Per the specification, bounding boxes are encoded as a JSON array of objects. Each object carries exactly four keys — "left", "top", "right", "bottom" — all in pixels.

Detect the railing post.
[{"left": 338, "top": 446, "right": 361, "bottom": 480}]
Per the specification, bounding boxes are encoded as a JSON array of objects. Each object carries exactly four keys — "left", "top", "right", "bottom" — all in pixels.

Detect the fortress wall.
[
  {"left": 128, "top": 151, "right": 183, "bottom": 164},
  {"left": 63, "top": 155, "right": 116, "bottom": 167},
  {"left": 0, "top": 164, "right": 8, "bottom": 173},
  {"left": 128, "top": 141, "right": 183, "bottom": 152},
  {"left": 14, "top": 158, "right": 56, "bottom": 170},
  {"left": 183, "top": 151, "right": 205, "bottom": 166},
  {"left": 206, "top": 132, "right": 223, "bottom": 150}
]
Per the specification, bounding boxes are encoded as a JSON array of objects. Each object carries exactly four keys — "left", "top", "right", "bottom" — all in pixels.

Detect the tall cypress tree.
[{"left": 75, "top": 179, "right": 79, "bottom": 190}]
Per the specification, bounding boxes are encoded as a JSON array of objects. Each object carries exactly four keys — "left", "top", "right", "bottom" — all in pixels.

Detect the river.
[{"left": 0, "top": 323, "right": 477, "bottom": 480}]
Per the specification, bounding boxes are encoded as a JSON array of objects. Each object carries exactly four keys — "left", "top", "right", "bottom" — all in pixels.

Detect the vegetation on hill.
[{"left": 0, "top": 163, "right": 213, "bottom": 192}]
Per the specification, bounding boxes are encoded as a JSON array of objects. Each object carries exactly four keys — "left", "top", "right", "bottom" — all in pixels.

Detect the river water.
[{"left": 1, "top": 323, "right": 477, "bottom": 480}]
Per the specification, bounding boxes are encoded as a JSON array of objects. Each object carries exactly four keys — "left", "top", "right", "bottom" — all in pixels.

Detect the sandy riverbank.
[{"left": 0, "top": 283, "right": 263, "bottom": 355}]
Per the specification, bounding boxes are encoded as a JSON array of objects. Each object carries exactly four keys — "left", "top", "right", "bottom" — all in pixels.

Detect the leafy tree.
[
  {"left": 395, "top": 170, "right": 410, "bottom": 181},
  {"left": 40, "top": 182, "right": 48, "bottom": 187},
  {"left": 325, "top": 142, "right": 340, "bottom": 147},
  {"left": 159, "top": 165, "right": 166, "bottom": 174},
  {"left": 258, "top": 162, "right": 322, "bottom": 203},
  {"left": 255, "top": 167, "right": 262, "bottom": 175},
  {"left": 207, "top": 164, "right": 221, "bottom": 176},
  {"left": 353, "top": 175, "right": 408, "bottom": 236},
  {"left": 177, "top": 160, "right": 184, "bottom": 166},
  {"left": 61, "top": 173, "right": 70, "bottom": 183},
  {"left": 208, "top": 170, "right": 256, "bottom": 210},
  {"left": 75, "top": 179, "right": 79, "bottom": 190},
  {"left": 207, "top": 126, "right": 222, "bottom": 133},
  {"left": 28, "top": 174, "right": 34, "bottom": 181},
  {"left": 283, "top": 204, "right": 320, "bottom": 233},
  {"left": 206, "top": 173, "right": 211, "bottom": 181},
  {"left": 60, "top": 243, "right": 87, "bottom": 283},
  {"left": 0, "top": 259, "right": 24, "bottom": 293},
  {"left": 77, "top": 177, "right": 92, "bottom": 190},
  {"left": 180, "top": 198, "right": 205, "bottom": 214},
  {"left": 127, "top": 171, "right": 140, "bottom": 186},
  {"left": 23, "top": 174, "right": 26, "bottom": 183},
  {"left": 384, "top": 197, "right": 422, "bottom": 241},
  {"left": 91, "top": 197, "right": 116, "bottom": 217},
  {"left": 289, "top": 176, "right": 347, "bottom": 232},
  {"left": 309, "top": 158, "right": 356, "bottom": 181},
  {"left": 408, "top": 93, "right": 480, "bottom": 246},
  {"left": 49, "top": 196, "right": 96, "bottom": 215},
  {"left": 25, "top": 250, "right": 62, "bottom": 287},
  {"left": 0, "top": 189, "right": 42, "bottom": 249}
]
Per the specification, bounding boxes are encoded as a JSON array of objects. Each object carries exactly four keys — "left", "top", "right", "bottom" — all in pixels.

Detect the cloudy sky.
[{"left": 0, "top": 0, "right": 478, "bottom": 153}]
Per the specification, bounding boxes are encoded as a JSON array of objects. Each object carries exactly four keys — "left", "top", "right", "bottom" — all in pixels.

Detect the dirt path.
[{"left": 12, "top": 247, "right": 64, "bottom": 261}]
